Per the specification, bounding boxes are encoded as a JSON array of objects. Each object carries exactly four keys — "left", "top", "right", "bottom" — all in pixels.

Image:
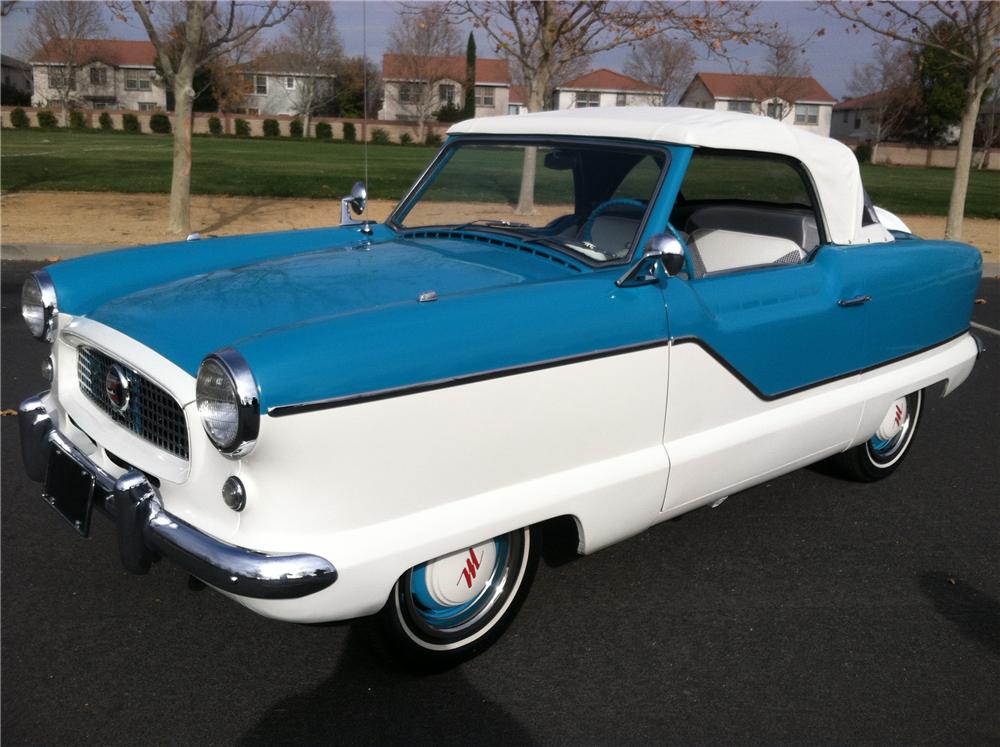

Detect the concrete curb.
[{"left": 1, "top": 243, "right": 127, "bottom": 261}]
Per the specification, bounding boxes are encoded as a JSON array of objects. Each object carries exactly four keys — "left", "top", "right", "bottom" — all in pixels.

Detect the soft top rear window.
[{"left": 680, "top": 151, "right": 814, "bottom": 208}]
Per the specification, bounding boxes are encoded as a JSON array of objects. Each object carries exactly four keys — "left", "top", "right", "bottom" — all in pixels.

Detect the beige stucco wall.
[
  {"left": 380, "top": 78, "right": 508, "bottom": 121},
  {"left": 31, "top": 63, "right": 167, "bottom": 114},
  {"left": 552, "top": 90, "right": 662, "bottom": 110}
]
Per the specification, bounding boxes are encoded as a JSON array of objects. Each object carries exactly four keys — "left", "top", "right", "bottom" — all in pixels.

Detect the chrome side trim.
[{"left": 18, "top": 395, "right": 337, "bottom": 600}]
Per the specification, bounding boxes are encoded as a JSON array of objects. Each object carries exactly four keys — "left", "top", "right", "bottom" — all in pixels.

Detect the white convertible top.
[{"left": 449, "top": 107, "right": 869, "bottom": 245}]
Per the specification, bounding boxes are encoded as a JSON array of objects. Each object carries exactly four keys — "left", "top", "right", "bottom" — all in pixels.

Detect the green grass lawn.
[{"left": 2, "top": 128, "right": 998, "bottom": 218}]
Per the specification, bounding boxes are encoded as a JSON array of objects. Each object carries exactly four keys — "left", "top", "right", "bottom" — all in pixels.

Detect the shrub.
[
  {"left": 122, "top": 113, "right": 140, "bottom": 133},
  {"left": 855, "top": 143, "right": 873, "bottom": 164},
  {"left": 435, "top": 102, "right": 464, "bottom": 123},
  {"left": 424, "top": 131, "right": 442, "bottom": 147},
  {"left": 371, "top": 127, "right": 390, "bottom": 145},
  {"left": 207, "top": 116, "right": 222, "bottom": 135},
  {"left": 262, "top": 118, "right": 280, "bottom": 137},
  {"left": 234, "top": 118, "right": 250, "bottom": 137},
  {"left": 10, "top": 107, "right": 29, "bottom": 128},
  {"left": 99, "top": 111, "right": 113, "bottom": 130},
  {"left": 315, "top": 121, "right": 332, "bottom": 140},
  {"left": 37, "top": 110, "right": 58, "bottom": 129},
  {"left": 149, "top": 112, "right": 171, "bottom": 134},
  {"left": 289, "top": 119, "right": 303, "bottom": 137},
  {"left": 399, "top": 132, "right": 412, "bottom": 146},
  {"left": 69, "top": 110, "right": 87, "bottom": 129},
  {"left": 342, "top": 122, "right": 356, "bottom": 142}
]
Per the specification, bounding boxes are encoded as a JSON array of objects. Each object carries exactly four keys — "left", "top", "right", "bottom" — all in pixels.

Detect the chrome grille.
[{"left": 77, "top": 346, "right": 189, "bottom": 460}]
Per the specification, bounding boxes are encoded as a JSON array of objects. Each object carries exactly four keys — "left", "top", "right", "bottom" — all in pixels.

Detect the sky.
[{"left": 1, "top": 0, "right": 882, "bottom": 100}]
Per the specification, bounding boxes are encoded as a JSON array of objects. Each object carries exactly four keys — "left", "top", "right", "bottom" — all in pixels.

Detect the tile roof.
[
  {"left": 690, "top": 72, "right": 836, "bottom": 103},
  {"left": 508, "top": 85, "right": 527, "bottom": 105},
  {"left": 1, "top": 54, "right": 31, "bottom": 71},
  {"left": 559, "top": 68, "right": 660, "bottom": 93},
  {"left": 31, "top": 38, "right": 156, "bottom": 67},
  {"left": 382, "top": 54, "right": 510, "bottom": 85},
  {"left": 834, "top": 91, "right": 891, "bottom": 110}
]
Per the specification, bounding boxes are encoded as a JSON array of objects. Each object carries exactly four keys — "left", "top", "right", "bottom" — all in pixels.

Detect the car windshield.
[{"left": 391, "top": 140, "right": 668, "bottom": 264}]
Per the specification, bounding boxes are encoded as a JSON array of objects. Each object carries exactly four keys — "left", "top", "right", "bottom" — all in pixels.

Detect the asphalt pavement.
[{"left": 2, "top": 260, "right": 998, "bottom": 745}]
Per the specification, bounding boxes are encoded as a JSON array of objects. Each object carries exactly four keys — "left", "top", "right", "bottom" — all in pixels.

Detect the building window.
[
  {"left": 474, "top": 86, "right": 495, "bottom": 106},
  {"left": 124, "top": 68, "right": 152, "bottom": 91},
  {"left": 138, "top": 102, "right": 156, "bottom": 112},
  {"left": 727, "top": 99, "right": 752, "bottom": 113},
  {"left": 242, "top": 74, "right": 267, "bottom": 95},
  {"left": 89, "top": 67, "right": 107, "bottom": 85},
  {"left": 575, "top": 91, "right": 600, "bottom": 108},
  {"left": 48, "top": 66, "right": 76, "bottom": 90},
  {"left": 285, "top": 76, "right": 295, "bottom": 90},
  {"left": 854, "top": 115, "right": 862, "bottom": 129},
  {"left": 439, "top": 83, "right": 455, "bottom": 105},
  {"left": 507, "top": 104, "right": 521, "bottom": 115},
  {"left": 795, "top": 103, "right": 819, "bottom": 125},
  {"left": 616, "top": 92, "right": 627, "bottom": 106},
  {"left": 766, "top": 101, "right": 783, "bottom": 119},
  {"left": 842, "top": 110, "right": 848, "bottom": 124},
  {"left": 399, "top": 82, "right": 424, "bottom": 104},
  {"left": 91, "top": 100, "right": 118, "bottom": 110}
]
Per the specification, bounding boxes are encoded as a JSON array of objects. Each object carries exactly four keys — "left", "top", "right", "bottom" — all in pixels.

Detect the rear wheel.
[
  {"left": 832, "top": 390, "right": 923, "bottom": 481},
  {"left": 378, "top": 526, "right": 539, "bottom": 670}
]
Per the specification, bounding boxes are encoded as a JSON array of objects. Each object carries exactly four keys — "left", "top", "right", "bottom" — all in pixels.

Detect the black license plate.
[{"left": 43, "top": 444, "right": 101, "bottom": 537}]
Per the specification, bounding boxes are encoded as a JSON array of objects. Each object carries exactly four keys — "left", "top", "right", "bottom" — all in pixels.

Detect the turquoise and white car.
[{"left": 18, "top": 108, "right": 984, "bottom": 667}]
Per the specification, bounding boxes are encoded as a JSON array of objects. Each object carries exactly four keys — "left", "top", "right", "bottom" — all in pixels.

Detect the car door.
[{"left": 659, "top": 256, "right": 867, "bottom": 513}]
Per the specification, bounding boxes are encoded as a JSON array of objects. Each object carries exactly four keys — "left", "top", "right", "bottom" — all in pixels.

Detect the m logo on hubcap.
[
  {"left": 457, "top": 548, "right": 482, "bottom": 589},
  {"left": 105, "top": 364, "right": 130, "bottom": 414}
]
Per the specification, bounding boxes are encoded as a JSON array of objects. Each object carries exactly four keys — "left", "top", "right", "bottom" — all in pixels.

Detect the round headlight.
[
  {"left": 22, "top": 271, "right": 58, "bottom": 342},
  {"left": 196, "top": 349, "right": 260, "bottom": 457}
]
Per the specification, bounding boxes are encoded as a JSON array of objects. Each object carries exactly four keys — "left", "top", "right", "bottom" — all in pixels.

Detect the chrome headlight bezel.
[
  {"left": 196, "top": 348, "right": 260, "bottom": 458},
  {"left": 22, "top": 270, "right": 59, "bottom": 342}
]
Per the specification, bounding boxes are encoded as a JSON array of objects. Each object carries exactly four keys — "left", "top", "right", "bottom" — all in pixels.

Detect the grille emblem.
[{"left": 104, "top": 363, "right": 130, "bottom": 414}]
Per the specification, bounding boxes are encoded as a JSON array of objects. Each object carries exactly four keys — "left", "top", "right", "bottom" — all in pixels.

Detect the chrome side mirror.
[
  {"left": 340, "top": 181, "right": 368, "bottom": 226},
  {"left": 616, "top": 234, "right": 685, "bottom": 287}
]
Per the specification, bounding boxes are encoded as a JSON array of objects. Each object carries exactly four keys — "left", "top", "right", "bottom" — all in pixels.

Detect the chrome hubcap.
[{"left": 868, "top": 393, "right": 918, "bottom": 464}]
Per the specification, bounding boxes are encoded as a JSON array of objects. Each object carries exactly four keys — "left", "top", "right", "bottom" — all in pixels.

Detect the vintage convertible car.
[{"left": 18, "top": 108, "right": 983, "bottom": 667}]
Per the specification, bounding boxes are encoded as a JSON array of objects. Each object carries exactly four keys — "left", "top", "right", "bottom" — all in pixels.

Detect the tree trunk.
[
  {"left": 304, "top": 112, "right": 312, "bottom": 138},
  {"left": 514, "top": 82, "right": 548, "bottom": 215},
  {"left": 944, "top": 74, "right": 988, "bottom": 241},
  {"left": 168, "top": 74, "right": 195, "bottom": 235}
]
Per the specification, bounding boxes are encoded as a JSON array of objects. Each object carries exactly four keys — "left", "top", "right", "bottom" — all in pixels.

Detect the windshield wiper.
[{"left": 453, "top": 219, "right": 532, "bottom": 232}]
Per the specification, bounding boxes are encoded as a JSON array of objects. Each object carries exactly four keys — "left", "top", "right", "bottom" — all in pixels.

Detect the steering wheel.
[{"left": 581, "top": 198, "right": 648, "bottom": 242}]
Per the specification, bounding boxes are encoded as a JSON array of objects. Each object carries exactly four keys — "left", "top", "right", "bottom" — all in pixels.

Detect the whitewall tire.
[{"left": 833, "top": 389, "right": 923, "bottom": 482}]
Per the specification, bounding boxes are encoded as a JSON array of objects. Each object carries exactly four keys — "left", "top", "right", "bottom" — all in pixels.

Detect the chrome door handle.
[{"left": 838, "top": 295, "right": 871, "bottom": 307}]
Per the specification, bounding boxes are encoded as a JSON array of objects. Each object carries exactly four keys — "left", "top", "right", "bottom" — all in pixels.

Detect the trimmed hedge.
[
  {"left": 99, "top": 111, "right": 113, "bottom": 130},
  {"left": 122, "top": 113, "right": 140, "bottom": 133},
  {"left": 342, "top": 122, "right": 356, "bottom": 142},
  {"left": 289, "top": 119, "right": 303, "bottom": 137},
  {"left": 208, "top": 116, "right": 222, "bottom": 135},
  {"left": 37, "top": 110, "right": 58, "bottom": 128},
  {"left": 424, "top": 132, "right": 442, "bottom": 146},
  {"left": 399, "top": 132, "right": 412, "bottom": 145},
  {"left": 234, "top": 118, "right": 250, "bottom": 137},
  {"left": 371, "top": 127, "right": 390, "bottom": 145},
  {"left": 855, "top": 143, "right": 873, "bottom": 164},
  {"left": 10, "top": 107, "right": 29, "bottom": 128},
  {"left": 262, "top": 118, "right": 280, "bottom": 137},
  {"left": 315, "top": 121, "right": 332, "bottom": 139},
  {"left": 69, "top": 110, "right": 87, "bottom": 129},
  {"left": 149, "top": 112, "right": 171, "bottom": 134}
]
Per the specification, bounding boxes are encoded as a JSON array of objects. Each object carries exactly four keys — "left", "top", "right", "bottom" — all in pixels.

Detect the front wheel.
[
  {"left": 831, "top": 389, "right": 923, "bottom": 481},
  {"left": 378, "top": 526, "right": 539, "bottom": 670}
]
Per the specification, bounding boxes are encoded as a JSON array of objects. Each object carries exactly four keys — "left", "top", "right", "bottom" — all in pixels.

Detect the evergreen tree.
[{"left": 463, "top": 32, "right": 476, "bottom": 119}]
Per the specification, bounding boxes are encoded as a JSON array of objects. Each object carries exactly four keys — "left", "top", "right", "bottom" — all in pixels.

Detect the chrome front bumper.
[{"left": 18, "top": 394, "right": 337, "bottom": 600}]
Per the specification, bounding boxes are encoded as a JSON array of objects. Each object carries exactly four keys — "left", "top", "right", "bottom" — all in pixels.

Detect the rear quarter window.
[{"left": 681, "top": 152, "right": 813, "bottom": 207}]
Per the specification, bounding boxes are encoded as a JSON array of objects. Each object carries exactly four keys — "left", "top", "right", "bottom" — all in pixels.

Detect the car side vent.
[{"left": 404, "top": 230, "right": 583, "bottom": 272}]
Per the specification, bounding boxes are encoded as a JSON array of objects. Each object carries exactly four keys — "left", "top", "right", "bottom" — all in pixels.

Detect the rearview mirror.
[{"left": 340, "top": 181, "right": 368, "bottom": 227}]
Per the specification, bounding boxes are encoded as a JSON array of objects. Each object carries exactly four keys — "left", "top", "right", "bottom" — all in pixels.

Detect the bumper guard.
[{"left": 18, "top": 394, "right": 337, "bottom": 600}]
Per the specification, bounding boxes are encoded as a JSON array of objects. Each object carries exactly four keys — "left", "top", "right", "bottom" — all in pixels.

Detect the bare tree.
[
  {"left": 447, "top": 1, "right": 769, "bottom": 213},
  {"left": 846, "top": 39, "right": 918, "bottom": 162},
  {"left": 267, "top": 1, "right": 342, "bottom": 136},
  {"left": 972, "top": 71, "right": 999, "bottom": 169},
  {"left": 624, "top": 36, "right": 696, "bottom": 105},
  {"left": 385, "top": 5, "right": 461, "bottom": 140},
  {"left": 825, "top": 1, "right": 1000, "bottom": 241},
  {"left": 22, "top": 1, "right": 106, "bottom": 123},
  {"left": 125, "top": 1, "right": 300, "bottom": 236},
  {"left": 744, "top": 30, "right": 812, "bottom": 121}
]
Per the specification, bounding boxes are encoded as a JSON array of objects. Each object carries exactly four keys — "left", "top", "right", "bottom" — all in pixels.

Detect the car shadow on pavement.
[
  {"left": 919, "top": 572, "right": 1000, "bottom": 657},
  {"left": 239, "top": 628, "right": 536, "bottom": 746}
]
